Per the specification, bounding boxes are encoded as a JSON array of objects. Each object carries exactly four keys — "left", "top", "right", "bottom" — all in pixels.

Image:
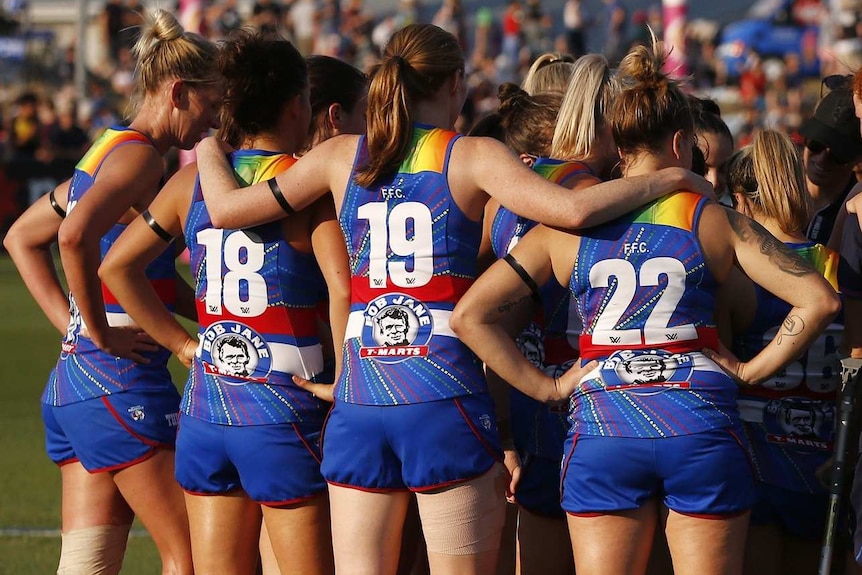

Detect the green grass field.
[{"left": 0, "top": 254, "right": 189, "bottom": 573}]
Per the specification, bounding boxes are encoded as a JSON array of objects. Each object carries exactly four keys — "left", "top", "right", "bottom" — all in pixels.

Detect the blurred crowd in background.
[{"left": 1, "top": 0, "right": 862, "bottom": 237}]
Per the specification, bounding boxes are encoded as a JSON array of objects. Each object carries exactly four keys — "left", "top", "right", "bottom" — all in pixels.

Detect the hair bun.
[{"left": 497, "top": 83, "right": 529, "bottom": 114}]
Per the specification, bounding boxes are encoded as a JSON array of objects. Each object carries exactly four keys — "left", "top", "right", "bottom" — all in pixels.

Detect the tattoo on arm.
[
  {"left": 497, "top": 294, "right": 531, "bottom": 314},
  {"left": 777, "top": 314, "right": 805, "bottom": 345},
  {"left": 726, "top": 210, "right": 815, "bottom": 277}
]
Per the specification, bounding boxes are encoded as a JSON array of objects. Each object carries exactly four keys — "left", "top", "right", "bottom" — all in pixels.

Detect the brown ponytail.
[{"left": 354, "top": 24, "right": 464, "bottom": 188}]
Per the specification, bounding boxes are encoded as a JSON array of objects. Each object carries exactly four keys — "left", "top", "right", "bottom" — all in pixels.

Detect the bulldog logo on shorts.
[
  {"left": 200, "top": 321, "right": 272, "bottom": 385},
  {"left": 359, "top": 293, "right": 433, "bottom": 364},
  {"left": 600, "top": 349, "right": 693, "bottom": 394}
]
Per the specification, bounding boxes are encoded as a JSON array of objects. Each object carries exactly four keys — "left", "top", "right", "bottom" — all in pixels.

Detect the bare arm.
[
  {"left": 59, "top": 145, "right": 164, "bottom": 359},
  {"left": 99, "top": 164, "right": 198, "bottom": 366},
  {"left": 3, "top": 181, "right": 71, "bottom": 334},
  {"left": 172, "top": 237, "right": 198, "bottom": 323},
  {"left": 309, "top": 195, "right": 350, "bottom": 381},
  {"left": 704, "top": 207, "right": 842, "bottom": 384},
  {"left": 458, "top": 137, "right": 715, "bottom": 229},
  {"left": 452, "top": 225, "right": 597, "bottom": 401},
  {"left": 195, "top": 135, "right": 357, "bottom": 229}
]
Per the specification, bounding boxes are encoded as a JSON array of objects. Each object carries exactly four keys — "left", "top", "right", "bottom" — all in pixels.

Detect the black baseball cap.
[{"left": 799, "top": 88, "right": 862, "bottom": 165}]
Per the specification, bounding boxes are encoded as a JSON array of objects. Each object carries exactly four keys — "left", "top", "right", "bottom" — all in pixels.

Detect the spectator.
[
  {"left": 46, "top": 103, "right": 89, "bottom": 162},
  {"left": 562, "top": 0, "right": 586, "bottom": 57},
  {"left": 798, "top": 77, "right": 862, "bottom": 246},
  {"left": 7, "top": 92, "right": 43, "bottom": 162},
  {"left": 252, "top": 0, "right": 284, "bottom": 35}
]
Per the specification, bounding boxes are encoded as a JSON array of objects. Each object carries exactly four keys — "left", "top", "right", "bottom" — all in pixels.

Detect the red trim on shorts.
[
  {"left": 183, "top": 486, "right": 246, "bottom": 497},
  {"left": 452, "top": 397, "right": 503, "bottom": 463},
  {"left": 410, "top": 464, "right": 496, "bottom": 493},
  {"left": 318, "top": 403, "right": 335, "bottom": 458},
  {"left": 326, "top": 465, "right": 498, "bottom": 494},
  {"left": 88, "top": 448, "right": 158, "bottom": 473},
  {"left": 292, "top": 423, "right": 322, "bottom": 465},
  {"left": 673, "top": 509, "right": 750, "bottom": 520},
  {"left": 559, "top": 433, "right": 579, "bottom": 507},
  {"left": 260, "top": 491, "right": 326, "bottom": 508},
  {"left": 100, "top": 396, "right": 170, "bottom": 449},
  {"left": 567, "top": 511, "right": 603, "bottom": 518},
  {"left": 726, "top": 426, "right": 757, "bottom": 477},
  {"left": 56, "top": 457, "right": 81, "bottom": 468},
  {"left": 325, "top": 479, "right": 411, "bottom": 494}
]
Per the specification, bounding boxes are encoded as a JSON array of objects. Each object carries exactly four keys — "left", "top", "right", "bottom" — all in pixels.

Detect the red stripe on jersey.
[
  {"left": 351, "top": 275, "right": 473, "bottom": 304},
  {"left": 196, "top": 304, "right": 318, "bottom": 338},
  {"left": 102, "top": 278, "right": 176, "bottom": 306},
  {"left": 579, "top": 327, "right": 718, "bottom": 361}
]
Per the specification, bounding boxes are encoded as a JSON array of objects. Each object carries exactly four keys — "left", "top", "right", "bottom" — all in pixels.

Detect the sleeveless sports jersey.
[
  {"left": 183, "top": 149, "right": 328, "bottom": 425},
  {"left": 570, "top": 191, "right": 737, "bottom": 438},
  {"left": 338, "top": 124, "right": 484, "bottom": 405},
  {"left": 492, "top": 158, "right": 591, "bottom": 458},
  {"left": 735, "top": 242, "right": 841, "bottom": 492},
  {"left": 46, "top": 127, "right": 176, "bottom": 406}
]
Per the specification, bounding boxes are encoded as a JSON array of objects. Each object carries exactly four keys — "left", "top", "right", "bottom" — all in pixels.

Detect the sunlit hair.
[
  {"left": 355, "top": 24, "right": 464, "bottom": 188},
  {"left": 609, "top": 34, "right": 693, "bottom": 156},
  {"left": 551, "top": 54, "right": 619, "bottom": 161},
  {"left": 522, "top": 52, "right": 575, "bottom": 96},
  {"left": 854, "top": 68, "right": 862, "bottom": 98},
  {"left": 128, "top": 9, "right": 219, "bottom": 118},
  {"left": 727, "top": 129, "right": 811, "bottom": 235},
  {"left": 217, "top": 29, "right": 306, "bottom": 148},
  {"left": 301, "top": 55, "right": 368, "bottom": 153},
  {"left": 496, "top": 83, "right": 562, "bottom": 157}
]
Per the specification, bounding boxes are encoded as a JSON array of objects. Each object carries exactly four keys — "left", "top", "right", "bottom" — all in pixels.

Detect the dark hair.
[
  {"left": 355, "top": 24, "right": 464, "bottom": 187},
  {"left": 217, "top": 28, "right": 307, "bottom": 147},
  {"left": 467, "top": 112, "right": 505, "bottom": 142},
  {"left": 689, "top": 96, "right": 732, "bottom": 142},
  {"left": 497, "top": 83, "right": 562, "bottom": 157},
  {"left": 302, "top": 55, "right": 367, "bottom": 152}
]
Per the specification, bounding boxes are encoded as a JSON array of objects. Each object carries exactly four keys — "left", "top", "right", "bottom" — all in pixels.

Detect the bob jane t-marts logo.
[
  {"left": 360, "top": 293, "right": 433, "bottom": 363},
  {"left": 599, "top": 349, "right": 694, "bottom": 393},
  {"left": 201, "top": 321, "right": 272, "bottom": 384}
]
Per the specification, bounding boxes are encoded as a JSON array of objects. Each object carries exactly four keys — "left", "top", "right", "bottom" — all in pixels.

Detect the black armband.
[
  {"left": 267, "top": 177, "right": 296, "bottom": 216},
  {"left": 48, "top": 189, "right": 66, "bottom": 218},
  {"left": 142, "top": 210, "right": 174, "bottom": 243},
  {"left": 503, "top": 253, "right": 541, "bottom": 304}
]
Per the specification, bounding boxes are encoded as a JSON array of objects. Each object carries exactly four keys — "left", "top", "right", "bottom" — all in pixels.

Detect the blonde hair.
[
  {"left": 355, "top": 24, "right": 464, "bottom": 188},
  {"left": 609, "top": 36, "right": 693, "bottom": 156},
  {"left": 128, "top": 9, "right": 219, "bottom": 118},
  {"left": 522, "top": 53, "right": 575, "bottom": 96},
  {"left": 727, "top": 130, "right": 811, "bottom": 235},
  {"left": 551, "top": 54, "right": 618, "bottom": 161}
]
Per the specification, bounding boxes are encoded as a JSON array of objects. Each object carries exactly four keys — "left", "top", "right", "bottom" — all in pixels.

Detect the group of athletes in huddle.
[{"left": 3, "top": 6, "right": 860, "bottom": 575}]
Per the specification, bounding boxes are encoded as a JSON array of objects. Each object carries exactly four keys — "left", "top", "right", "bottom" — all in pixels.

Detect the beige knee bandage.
[
  {"left": 57, "top": 524, "right": 130, "bottom": 575},
  {"left": 416, "top": 463, "right": 507, "bottom": 555}
]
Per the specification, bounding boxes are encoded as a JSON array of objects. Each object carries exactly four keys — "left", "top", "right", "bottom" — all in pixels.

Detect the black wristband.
[
  {"left": 503, "top": 253, "right": 541, "bottom": 304},
  {"left": 142, "top": 210, "right": 174, "bottom": 243},
  {"left": 267, "top": 177, "right": 295, "bottom": 216},
  {"left": 48, "top": 189, "right": 66, "bottom": 218}
]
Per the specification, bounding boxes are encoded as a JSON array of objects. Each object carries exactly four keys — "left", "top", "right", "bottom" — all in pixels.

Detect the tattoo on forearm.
[
  {"left": 497, "top": 294, "right": 531, "bottom": 314},
  {"left": 777, "top": 314, "right": 805, "bottom": 345},
  {"left": 726, "top": 210, "right": 815, "bottom": 277}
]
